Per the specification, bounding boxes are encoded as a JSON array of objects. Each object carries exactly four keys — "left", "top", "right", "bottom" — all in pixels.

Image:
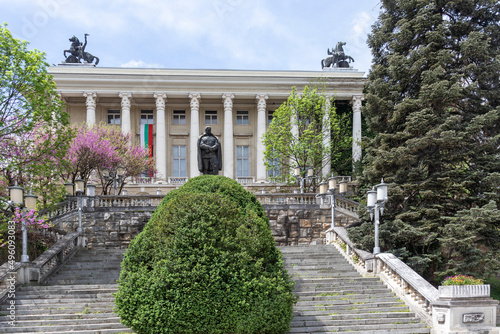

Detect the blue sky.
[{"left": 1, "top": 0, "right": 381, "bottom": 74}]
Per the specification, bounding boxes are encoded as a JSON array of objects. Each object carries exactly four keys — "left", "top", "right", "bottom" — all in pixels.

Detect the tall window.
[
  {"left": 141, "top": 110, "right": 154, "bottom": 124},
  {"left": 236, "top": 111, "right": 249, "bottom": 125},
  {"left": 267, "top": 110, "right": 275, "bottom": 125},
  {"left": 267, "top": 158, "right": 281, "bottom": 179},
  {"left": 205, "top": 110, "right": 217, "bottom": 125},
  {"left": 236, "top": 146, "right": 250, "bottom": 177},
  {"left": 173, "top": 110, "right": 186, "bottom": 125},
  {"left": 173, "top": 145, "right": 186, "bottom": 177},
  {"left": 107, "top": 110, "right": 120, "bottom": 125}
]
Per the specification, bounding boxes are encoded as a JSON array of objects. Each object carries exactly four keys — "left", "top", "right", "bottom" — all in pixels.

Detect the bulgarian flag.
[
  {"left": 140, "top": 124, "right": 154, "bottom": 158},
  {"left": 140, "top": 124, "right": 154, "bottom": 176}
]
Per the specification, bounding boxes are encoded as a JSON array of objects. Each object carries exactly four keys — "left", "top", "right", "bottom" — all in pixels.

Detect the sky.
[{"left": 1, "top": 0, "right": 381, "bottom": 74}]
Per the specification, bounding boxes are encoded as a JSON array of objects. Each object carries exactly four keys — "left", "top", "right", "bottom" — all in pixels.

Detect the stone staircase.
[
  {"left": 280, "top": 245, "right": 431, "bottom": 334},
  {"left": 0, "top": 248, "right": 132, "bottom": 334},
  {"left": 1, "top": 245, "right": 433, "bottom": 333}
]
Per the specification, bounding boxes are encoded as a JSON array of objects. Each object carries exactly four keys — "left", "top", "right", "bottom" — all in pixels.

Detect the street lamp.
[
  {"left": 8, "top": 184, "right": 37, "bottom": 263},
  {"left": 103, "top": 166, "right": 125, "bottom": 195},
  {"left": 294, "top": 167, "right": 315, "bottom": 193},
  {"left": 317, "top": 176, "right": 347, "bottom": 228},
  {"left": 366, "top": 179, "right": 389, "bottom": 255}
]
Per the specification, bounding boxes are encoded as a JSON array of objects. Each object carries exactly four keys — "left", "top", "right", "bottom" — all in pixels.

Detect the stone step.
[
  {"left": 0, "top": 312, "right": 121, "bottom": 322},
  {"left": 290, "top": 316, "right": 424, "bottom": 327},
  {"left": 287, "top": 322, "right": 429, "bottom": 333},
  {"left": 280, "top": 245, "right": 430, "bottom": 334},
  {"left": 293, "top": 298, "right": 405, "bottom": 310},
  {"left": 292, "top": 311, "right": 416, "bottom": 322},
  {"left": 0, "top": 316, "right": 123, "bottom": 328},
  {"left": 1, "top": 306, "right": 116, "bottom": 316},
  {"left": 295, "top": 289, "right": 394, "bottom": 301},
  {"left": 0, "top": 322, "right": 131, "bottom": 333},
  {"left": 0, "top": 301, "right": 116, "bottom": 311},
  {"left": 1, "top": 330, "right": 132, "bottom": 334},
  {"left": 293, "top": 305, "right": 411, "bottom": 317}
]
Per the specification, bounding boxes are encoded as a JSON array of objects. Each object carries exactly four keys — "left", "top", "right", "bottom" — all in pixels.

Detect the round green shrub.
[{"left": 115, "top": 176, "right": 296, "bottom": 334}]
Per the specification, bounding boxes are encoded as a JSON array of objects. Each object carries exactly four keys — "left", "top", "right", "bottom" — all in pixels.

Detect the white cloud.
[{"left": 121, "top": 60, "right": 162, "bottom": 68}]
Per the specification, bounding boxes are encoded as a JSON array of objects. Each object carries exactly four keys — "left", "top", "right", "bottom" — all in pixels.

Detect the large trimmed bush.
[{"left": 115, "top": 176, "right": 295, "bottom": 334}]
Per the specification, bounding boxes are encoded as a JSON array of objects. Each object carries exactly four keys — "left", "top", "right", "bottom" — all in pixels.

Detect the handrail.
[
  {"left": 29, "top": 232, "right": 80, "bottom": 284},
  {"left": 326, "top": 227, "right": 438, "bottom": 324}
]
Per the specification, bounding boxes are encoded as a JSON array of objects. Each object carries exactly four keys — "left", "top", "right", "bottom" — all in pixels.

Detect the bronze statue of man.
[{"left": 197, "top": 126, "right": 222, "bottom": 175}]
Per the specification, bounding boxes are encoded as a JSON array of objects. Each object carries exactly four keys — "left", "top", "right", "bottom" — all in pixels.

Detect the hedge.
[{"left": 115, "top": 176, "right": 296, "bottom": 333}]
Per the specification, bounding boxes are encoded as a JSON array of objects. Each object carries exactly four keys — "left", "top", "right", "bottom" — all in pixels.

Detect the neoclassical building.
[{"left": 49, "top": 66, "right": 365, "bottom": 191}]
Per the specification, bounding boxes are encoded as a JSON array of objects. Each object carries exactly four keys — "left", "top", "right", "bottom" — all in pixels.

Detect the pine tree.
[{"left": 350, "top": 0, "right": 500, "bottom": 280}]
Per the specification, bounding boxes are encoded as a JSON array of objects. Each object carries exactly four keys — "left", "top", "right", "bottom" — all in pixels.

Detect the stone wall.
[
  {"left": 51, "top": 204, "right": 346, "bottom": 249},
  {"left": 265, "top": 204, "right": 331, "bottom": 246}
]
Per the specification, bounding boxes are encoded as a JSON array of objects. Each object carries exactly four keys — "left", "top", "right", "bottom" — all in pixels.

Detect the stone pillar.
[
  {"left": 351, "top": 95, "right": 363, "bottom": 172},
  {"left": 189, "top": 93, "right": 201, "bottom": 178},
  {"left": 222, "top": 93, "right": 234, "bottom": 179},
  {"left": 322, "top": 97, "right": 331, "bottom": 178},
  {"left": 432, "top": 285, "right": 499, "bottom": 334},
  {"left": 256, "top": 94, "right": 268, "bottom": 183},
  {"left": 119, "top": 92, "right": 132, "bottom": 135},
  {"left": 83, "top": 92, "right": 97, "bottom": 125},
  {"left": 154, "top": 93, "right": 167, "bottom": 181}
]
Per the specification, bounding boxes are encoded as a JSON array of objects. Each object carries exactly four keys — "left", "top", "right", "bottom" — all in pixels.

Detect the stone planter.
[
  {"left": 432, "top": 284, "right": 499, "bottom": 334},
  {"left": 438, "top": 284, "right": 491, "bottom": 299}
]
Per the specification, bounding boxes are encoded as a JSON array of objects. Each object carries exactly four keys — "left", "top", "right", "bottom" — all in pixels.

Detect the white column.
[
  {"left": 291, "top": 106, "right": 298, "bottom": 175},
  {"left": 222, "top": 93, "right": 234, "bottom": 179},
  {"left": 119, "top": 92, "right": 132, "bottom": 135},
  {"left": 83, "top": 92, "right": 96, "bottom": 125},
  {"left": 322, "top": 97, "right": 331, "bottom": 178},
  {"left": 352, "top": 95, "right": 364, "bottom": 170},
  {"left": 189, "top": 93, "right": 201, "bottom": 178},
  {"left": 256, "top": 94, "right": 268, "bottom": 182},
  {"left": 154, "top": 93, "right": 167, "bottom": 181}
]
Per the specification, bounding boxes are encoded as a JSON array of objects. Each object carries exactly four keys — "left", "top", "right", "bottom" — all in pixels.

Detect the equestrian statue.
[
  {"left": 321, "top": 41, "right": 354, "bottom": 69},
  {"left": 63, "top": 34, "right": 99, "bottom": 65}
]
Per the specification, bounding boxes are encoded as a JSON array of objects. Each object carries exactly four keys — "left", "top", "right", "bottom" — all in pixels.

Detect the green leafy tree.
[
  {"left": 350, "top": 0, "right": 500, "bottom": 279},
  {"left": 0, "top": 23, "right": 67, "bottom": 144},
  {"left": 0, "top": 24, "right": 70, "bottom": 205},
  {"left": 263, "top": 85, "right": 351, "bottom": 190},
  {"left": 116, "top": 176, "right": 296, "bottom": 334}
]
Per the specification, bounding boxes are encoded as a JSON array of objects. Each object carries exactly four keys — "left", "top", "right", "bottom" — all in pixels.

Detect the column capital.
[
  {"left": 189, "top": 93, "right": 201, "bottom": 109},
  {"left": 222, "top": 93, "right": 235, "bottom": 100},
  {"left": 83, "top": 92, "right": 97, "bottom": 106},
  {"left": 222, "top": 93, "right": 234, "bottom": 110},
  {"left": 351, "top": 95, "right": 364, "bottom": 105},
  {"left": 256, "top": 94, "right": 268, "bottom": 110},
  {"left": 154, "top": 93, "right": 167, "bottom": 108},
  {"left": 119, "top": 92, "right": 132, "bottom": 108}
]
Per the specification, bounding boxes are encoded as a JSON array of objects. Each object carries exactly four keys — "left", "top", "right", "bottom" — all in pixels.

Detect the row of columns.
[{"left": 83, "top": 91, "right": 363, "bottom": 181}]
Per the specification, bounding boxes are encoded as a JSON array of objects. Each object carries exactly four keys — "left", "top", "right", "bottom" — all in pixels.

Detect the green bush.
[{"left": 115, "top": 176, "right": 296, "bottom": 334}]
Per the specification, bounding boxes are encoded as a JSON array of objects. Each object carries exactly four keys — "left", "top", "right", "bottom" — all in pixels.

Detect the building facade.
[{"left": 49, "top": 66, "right": 365, "bottom": 192}]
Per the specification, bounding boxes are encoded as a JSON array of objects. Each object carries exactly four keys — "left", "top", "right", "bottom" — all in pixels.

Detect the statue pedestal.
[
  {"left": 322, "top": 67, "right": 360, "bottom": 73},
  {"left": 58, "top": 62, "right": 96, "bottom": 67}
]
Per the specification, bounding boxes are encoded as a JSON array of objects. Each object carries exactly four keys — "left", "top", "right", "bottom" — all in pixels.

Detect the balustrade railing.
[
  {"left": 255, "top": 193, "right": 318, "bottom": 205},
  {"left": 0, "top": 232, "right": 80, "bottom": 303},
  {"left": 326, "top": 226, "right": 438, "bottom": 324},
  {"left": 29, "top": 232, "right": 79, "bottom": 284},
  {"left": 39, "top": 198, "right": 78, "bottom": 222},
  {"left": 95, "top": 195, "right": 164, "bottom": 208}
]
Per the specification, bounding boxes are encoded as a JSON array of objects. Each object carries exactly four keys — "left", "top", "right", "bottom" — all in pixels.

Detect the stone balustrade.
[
  {"left": 39, "top": 199, "right": 78, "bottom": 222},
  {"left": 0, "top": 232, "right": 80, "bottom": 305},
  {"left": 326, "top": 226, "right": 438, "bottom": 325},
  {"left": 255, "top": 193, "right": 318, "bottom": 205},
  {"left": 28, "top": 232, "right": 80, "bottom": 284}
]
